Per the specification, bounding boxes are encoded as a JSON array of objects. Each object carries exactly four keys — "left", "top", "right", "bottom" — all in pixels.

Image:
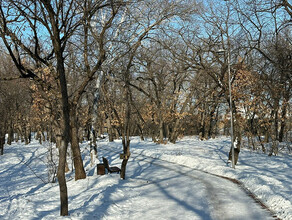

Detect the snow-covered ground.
[{"left": 0, "top": 136, "right": 291, "bottom": 219}]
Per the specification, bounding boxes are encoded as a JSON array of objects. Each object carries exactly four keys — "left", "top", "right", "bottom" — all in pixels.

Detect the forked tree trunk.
[{"left": 169, "top": 94, "right": 191, "bottom": 144}]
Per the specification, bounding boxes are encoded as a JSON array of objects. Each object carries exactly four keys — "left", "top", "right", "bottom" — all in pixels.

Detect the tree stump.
[{"left": 228, "top": 148, "right": 240, "bottom": 165}]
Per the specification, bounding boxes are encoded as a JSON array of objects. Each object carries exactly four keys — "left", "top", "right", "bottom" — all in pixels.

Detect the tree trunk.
[
  {"left": 70, "top": 106, "right": 86, "bottom": 180},
  {"left": 279, "top": 99, "right": 288, "bottom": 142},
  {"left": 169, "top": 119, "right": 181, "bottom": 144},
  {"left": 120, "top": 137, "right": 130, "bottom": 179},
  {"left": 57, "top": 139, "right": 69, "bottom": 216},
  {"left": 120, "top": 158, "right": 129, "bottom": 179},
  {"left": 228, "top": 108, "right": 242, "bottom": 162},
  {"left": 15, "top": 131, "right": 20, "bottom": 142},
  {"left": 24, "top": 125, "right": 31, "bottom": 145},
  {"left": 169, "top": 93, "right": 192, "bottom": 144},
  {"left": 90, "top": 126, "right": 98, "bottom": 167},
  {"left": 137, "top": 123, "right": 144, "bottom": 141},
  {"left": 257, "top": 135, "right": 266, "bottom": 153},
  {"left": 56, "top": 129, "right": 69, "bottom": 173},
  {"left": 151, "top": 124, "right": 157, "bottom": 142},
  {"left": 107, "top": 117, "right": 114, "bottom": 142},
  {"left": 199, "top": 107, "right": 206, "bottom": 140},
  {"left": 7, "top": 123, "right": 13, "bottom": 145},
  {"left": 120, "top": 69, "right": 131, "bottom": 179},
  {"left": 36, "top": 130, "right": 42, "bottom": 144},
  {"left": 42, "top": 131, "right": 46, "bottom": 142},
  {"left": 55, "top": 44, "right": 70, "bottom": 216},
  {"left": 207, "top": 103, "right": 218, "bottom": 138},
  {"left": 272, "top": 99, "right": 280, "bottom": 141},
  {"left": 0, "top": 142, "right": 3, "bottom": 155},
  {"left": 17, "top": 126, "right": 24, "bottom": 142},
  {"left": 0, "top": 129, "right": 4, "bottom": 155},
  {"left": 158, "top": 118, "right": 164, "bottom": 143},
  {"left": 97, "top": 121, "right": 103, "bottom": 138},
  {"left": 234, "top": 112, "right": 242, "bottom": 151}
]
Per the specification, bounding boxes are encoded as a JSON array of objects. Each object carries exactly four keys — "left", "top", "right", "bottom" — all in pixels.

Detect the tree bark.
[
  {"left": 54, "top": 36, "right": 70, "bottom": 216},
  {"left": 57, "top": 139, "right": 69, "bottom": 216},
  {"left": 0, "top": 143, "right": 3, "bottom": 155},
  {"left": 120, "top": 69, "right": 131, "bottom": 179},
  {"left": 158, "top": 117, "right": 164, "bottom": 143},
  {"left": 279, "top": 97, "right": 288, "bottom": 142},
  {"left": 169, "top": 93, "right": 191, "bottom": 144},
  {"left": 24, "top": 125, "right": 31, "bottom": 145},
  {"left": 120, "top": 137, "right": 130, "bottom": 179},
  {"left": 137, "top": 124, "right": 145, "bottom": 141},
  {"left": 70, "top": 106, "right": 86, "bottom": 180},
  {"left": 57, "top": 61, "right": 70, "bottom": 216},
  {"left": 107, "top": 117, "right": 114, "bottom": 142},
  {"left": 0, "top": 129, "right": 4, "bottom": 155},
  {"left": 7, "top": 123, "right": 13, "bottom": 145}
]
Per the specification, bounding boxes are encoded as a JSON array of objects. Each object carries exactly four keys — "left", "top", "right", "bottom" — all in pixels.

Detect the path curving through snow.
[{"left": 122, "top": 152, "right": 277, "bottom": 220}]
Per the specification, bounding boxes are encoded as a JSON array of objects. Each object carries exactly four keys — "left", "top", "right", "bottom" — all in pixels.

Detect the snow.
[{"left": 0, "top": 136, "right": 291, "bottom": 219}]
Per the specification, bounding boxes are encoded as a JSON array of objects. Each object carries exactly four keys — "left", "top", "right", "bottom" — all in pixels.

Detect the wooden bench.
[{"left": 102, "top": 157, "right": 121, "bottom": 174}]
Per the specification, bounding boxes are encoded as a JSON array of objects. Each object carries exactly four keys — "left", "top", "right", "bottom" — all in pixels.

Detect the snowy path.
[{"left": 116, "top": 153, "right": 276, "bottom": 220}]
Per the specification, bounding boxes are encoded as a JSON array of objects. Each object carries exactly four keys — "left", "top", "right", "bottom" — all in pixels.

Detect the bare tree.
[
  {"left": 0, "top": 0, "right": 117, "bottom": 215},
  {"left": 234, "top": 0, "right": 292, "bottom": 146}
]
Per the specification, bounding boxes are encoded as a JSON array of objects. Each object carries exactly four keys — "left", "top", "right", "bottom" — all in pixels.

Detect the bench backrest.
[{"left": 102, "top": 157, "right": 110, "bottom": 170}]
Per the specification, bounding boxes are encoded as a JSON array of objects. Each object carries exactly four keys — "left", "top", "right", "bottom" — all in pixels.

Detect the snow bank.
[{"left": 116, "top": 136, "right": 291, "bottom": 220}]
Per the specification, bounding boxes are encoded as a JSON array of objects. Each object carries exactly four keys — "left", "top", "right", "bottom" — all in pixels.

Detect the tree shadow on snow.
[
  {"left": 70, "top": 153, "right": 213, "bottom": 219},
  {"left": 213, "top": 140, "right": 230, "bottom": 164}
]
